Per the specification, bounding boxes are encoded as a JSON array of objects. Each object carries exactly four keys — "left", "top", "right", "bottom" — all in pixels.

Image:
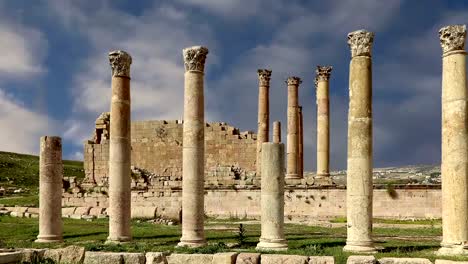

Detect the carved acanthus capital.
[
  {"left": 347, "top": 30, "right": 374, "bottom": 57},
  {"left": 439, "top": 25, "right": 466, "bottom": 54},
  {"left": 286, "top": 76, "right": 302, "bottom": 86},
  {"left": 183, "top": 46, "right": 209, "bottom": 73},
  {"left": 257, "top": 69, "right": 272, "bottom": 86},
  {"left": 109, "top": 50, "right": 132, "bottom": 78},
  {"left": 315, "top": 66, "right": 333, "bottom": 83}
]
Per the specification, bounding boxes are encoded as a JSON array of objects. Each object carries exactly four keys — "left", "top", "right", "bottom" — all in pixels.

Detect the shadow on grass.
[
  {"left": 63, "top": 232, "right": 107, "bottom": 239},
  {"left": 380, "top": 245, "right": 438, "bottom": 253}
]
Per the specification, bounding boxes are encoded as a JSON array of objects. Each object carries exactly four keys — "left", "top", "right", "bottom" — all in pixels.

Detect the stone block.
[
  {"left": 27, "top": 207, "right": 39, "bottom": 214},
  {"left": 261, "top": 254, "right": 309, "bottom": 264},
  {"left": 122, "top": 253, "right": 145, "bottom": 264},
  {"left": 60, "top": 245, "right": 86, "bottom": 264},
  {"left": 84, "top": 252, "right": 123, "bottom": 264},
  {"left": 75, "top": 207, "right": 91, "bottom": 215},
  {"left": 309, "top": 256, "right": 335, "bottom": 264},
  {"left": 235, "top": 253, "right": 260, "bottom": 264},
  {"left": 131, "top": 206, "right": 157, "bottom": 219},
  {"left": 43, "top": 248, "right": 62, "bottom": 263},
  {"left": 167, "top": 253, "right": 213, "bottom": 264},
  {"left": 212, "top": 252, "right": 238, "bottom": 264},
  {"left": 10, "top": 211, "right": 24, "bottom": 217},
  {"left": 146, "top": 252, "right": 167, "bottom": 264},
  {"left": 378, "top": 258, "right": 432, "bottom": 264},
  {"left": 89, "top": 207, "right": 106, "bottom": 216},
  {"left": 347, "top": 256, "right": 376, "bottom": 264},
  {"left": 20, "top": 248, "right": 46, "bottom": 263},
  {"left": 0, "top": 252, "right": 22, "bottom": 264},
  {"left": 435, "top": 260, "right": 468, "bottom": 264}
]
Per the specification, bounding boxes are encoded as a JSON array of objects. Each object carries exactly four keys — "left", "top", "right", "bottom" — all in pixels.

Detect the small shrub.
[
  {"left": 386, "top": 184, "right": 398, "bottom": 199},
  {"left": 236, "top": 224, "right": 246, "bottom": 246}
]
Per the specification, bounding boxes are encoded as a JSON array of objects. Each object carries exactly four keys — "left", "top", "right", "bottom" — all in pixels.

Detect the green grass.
[{"left": 1, "top": 216, "right": 467, "bottom": 264}]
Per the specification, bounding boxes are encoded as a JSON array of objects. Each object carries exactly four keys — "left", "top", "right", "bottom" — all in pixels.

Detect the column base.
[
  {"left": 106, "top": 235, "right": 132, "bottom": 244},
  {"left": 286, "top": 173, "right": 301, "bottom": 179},
  {"left": 314, "top": 175, "right": 334, "bottom": 186},
  {"left": 343, "top": 242, "right": 377, "bottom": 254},
  {"left": 256, "top": 239, "right": 288, "bottom": 251},
  {"left": 437, "top": 244, "right": 468, "bottom": 256},
  {"left": 35, "top": 235, "right": 63, "bottom": 243},
  {"left": 177, "top": 239, "right": 207, "bottom": 248}
]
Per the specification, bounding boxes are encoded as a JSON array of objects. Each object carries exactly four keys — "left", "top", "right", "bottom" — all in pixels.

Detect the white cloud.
[{"left": 0, "top": 89, "right": 57, "bottom": 154}]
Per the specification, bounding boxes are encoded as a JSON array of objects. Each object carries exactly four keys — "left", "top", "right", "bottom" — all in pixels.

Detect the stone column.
[
  {"left": 298, "top": 106, "right": 304, "bottom": 178},
  {"left": 286, "top": 77, "right": 302, "bottom": 179},
  {"left": 343, "top": 30, "right": 376, "bottom": 253},
  {"left": 178, "top": 46, "right": 209, "bottom": 248},
  {"left": 257, "top": 142, "right": 288, "bottom": 251},
  {"left": 438, "top": 24, "right": 468, "bottom": 255},
  {"left": 36, "top": 136, "right": 63, "bottom": 243},
  {"left": 273, "top": 121, "right": 281, "bottom": 143},
  {"left": 256, "top": 69, "right": 272, "bottom": 176},
  {"left": 315, "top": 66, "right": 333, "bottom": 184},
  {"left": 107, "top": 50, "right": 132, "bottom": 243}
]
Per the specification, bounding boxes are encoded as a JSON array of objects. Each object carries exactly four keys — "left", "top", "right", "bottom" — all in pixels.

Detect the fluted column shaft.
[
  {"left": 438, "top": 25, "right": 468, "bottom": 255},
  {"left": 36, "top": 136, "right": 63, "bottom": 243},
  {"left": 178, "top": 46, "right": 209, "bottom": 248},
  {"left": 316, "top": 66, "right": 332, "bottom": 179},
  {"left": 107, "top": 50, "right": 132, "bottom": 243},
  {"left": 256, "top": 69, "right": 272, "bottom": 176},
  {"left": 286, "top": 77, "right": 302, "bottom": 179},
  {"left": 344, "top": 30, "right": 376, "bottom": 253},
  {"left": 256, "top": 142, "right": 287, "bottom": 251},
  {"left": 273, "top": 121, "right": 281, "bottom": 143}
]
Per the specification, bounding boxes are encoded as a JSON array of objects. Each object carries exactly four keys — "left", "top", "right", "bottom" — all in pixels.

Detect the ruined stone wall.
[{"left": 83, "top": 118, "right": 257, "bottom": 187}]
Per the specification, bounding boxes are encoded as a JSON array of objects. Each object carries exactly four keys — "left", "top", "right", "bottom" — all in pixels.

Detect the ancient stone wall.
[{"left": 83, "top": 116, "right": 257, "bottom": 188}]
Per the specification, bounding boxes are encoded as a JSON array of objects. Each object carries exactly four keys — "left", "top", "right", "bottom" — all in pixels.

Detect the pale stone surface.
[
  {"left": 146, "top": 252, "right": 168, "bottom": 264},
  {"left": 315, "top": 66, "right": 332, "bottom": 181},
  {"left": 235, "top": 253, "right": 260, "bottom": 264},
  {"left": 273, "top": 121, "right": 281, "bottom": 143},
  {"left": 286, "top": 76, "right": 302, "bottom": 179},
  {"left": 43, "top": 248, "right": 62, "bottom": 263},
  {"left": 178, "top": 46, "right": 209, "bottom": 248},
  {"left": 436, "top": 260, "right": 468, "bottom": 264},
  {"left": 346, "top": 255, "right": 375, "bottom": 264},
  {"left": 438, "top": 24, "right": 468, "bottom": 255},
  {"left": 378, "top": 258, "right": 432, "bottom": 264},
  {"left": 344, "top": 29, "right": 376, "bottom": 253},
  {"left": 167, "top": 253, "right": 213, "bottom": 264},
  {"left": 256, "top": 69, "right": 272, "bottom": 176},
  {"left": 0, "top": 252, "right": 22, "bottom": 264},
  {"left": 62, "top": 207, "right": 77, "bottom": 216},
  {"left": 131, "top": 206, "right": 157, "bottom": 219},
  {"left": 60, "top": 245, "right": 86, "bottom": 264},
  {"left": 122, "top": 253, "right": 145, "bottom": 264},
  {"left": 20, "top": 249, "right": 46, "bottom": 263},
  {"left": 298, "top": 106, "right": 304, "bottom": 178},
  {"left": 261, "top": 254, "right": 308, "bottom": 264},
  {"left": 36, "top": 136, "right": 63, "bottom": 243},
  {"left": 107, "top": 50, "right": 132, "bottom": 243},
  {"left": 212, "top": 252, "right": 238, "bottom": 264},
  {"left": 257, "top": 143, "right": 287, "bottom": 251},
  {"left": 309, "top": 256, "right": 334, "bottom": 264},
  {"left": 84, "top": 252, "right": 123, "bottom": 264}
]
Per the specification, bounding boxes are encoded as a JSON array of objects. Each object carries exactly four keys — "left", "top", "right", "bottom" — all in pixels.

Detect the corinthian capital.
[
  {"left": 109, "top": 50, "right": 132, "bottom": 78},
  {"left": 286, "top": 76, "right": 302, "bottom": 86},
  {"left": 183, "top": 46, "right": 209, "bottom": 73},
  {"left": 316, "top": 65, "right": 333, "bottom": 83},
  {"left": 257, "top": 69, "right": 272, "bottom": 86},
  {"left": 439, "top": 25, "right": 466, "bottom": 54},
  {"left": 347, "top": 30, "right": 374, "bottom": 58}
]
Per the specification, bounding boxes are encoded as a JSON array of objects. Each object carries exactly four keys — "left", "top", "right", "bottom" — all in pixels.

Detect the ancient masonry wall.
[
  {"left": 83, "top": 119, "right": 257, "bottom": 188},
  {"left": 63, "top": 187, "right": 442, "bottom": 220}
]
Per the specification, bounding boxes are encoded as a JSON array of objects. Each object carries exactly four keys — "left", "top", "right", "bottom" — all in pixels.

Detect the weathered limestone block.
[
  {"left": 261, "top": 254, "right": 308, "bottom": 264},
  {"left": 75, "top": 206, "right": 92, "bottom": 215},
  {"left": 146, "top": 252, "right": 167, "bottom": 264},
  {"left": 212, "top": 252, "right": 238, "bottom": 264},
  {"left": 20, "top": 249, "right": 46, "bottom": 263},
  {"left": 122, "top": 253, "right": 145, "bottom": 264},
  {"left": 43, "top": 248, "right": 62, "bottom": 263},
  {"left": 346, "top": 255, "right": 375, "bottom": 264},
  {"left": 436, "top": 260, "right": 468, "bottom": 264},
  {"left": 62, "top": 207, "right": 77, "bottom": 216},
  {"left": 378, "top": 258, "right": 432, "bottom": 264},
  {"left": 309, "top": 256, "right": 335, "bottom": 264},
  {"left": 235, "top": 253, "right": 260, "bottom": 264},
  {"left": 60, "top": 246, "right": 86, "bottom": 264},
  {"left": 0, "top": 252, "right": 22, "bottom": 264},
  {"left": 166, "top": 253, "right": 213, "bottom": 264},
  {"left": 131, "top": 206, "right": 157, "bottom": 219},
  {"left": 84, "top": 252, "right": 123, "bottom": 264}
]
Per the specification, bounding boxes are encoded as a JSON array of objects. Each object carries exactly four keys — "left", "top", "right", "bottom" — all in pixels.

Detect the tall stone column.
[
  {"left": 286, "top": 77, "right": 302, "bottom": 179},
  {"left": 256, "top": 69, "right": 272, "bottom": 176},
  {"left": 36, "top": 136, "right": 63, "bottom": 243},
  {"left": 438, "top": 25, "right": 468, "bottom": 255},
  {"left": 298, "top": 106, "right": 304, "bottom": 178},
  {"left": 178, "top": 46, "right": 209, "bottom": 248},
  {"left": 256, "top": 142, "right": 288, "bottom": 251},
  {"left": 107, "top": 50, "right": 132, "bottom": 243},
  {"left": 273, "top": 121, "right": 281, "bottom": 143},
  {"left": 344, "top": 30, "right": 376, "bottom": 253},
  {"left": 315, "top": 66, "right": 333, "bottom": 184}
]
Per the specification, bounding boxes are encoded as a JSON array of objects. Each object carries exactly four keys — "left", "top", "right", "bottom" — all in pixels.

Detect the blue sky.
[{"left": 0, "top": 0, "right": 467, "bottom": 170}]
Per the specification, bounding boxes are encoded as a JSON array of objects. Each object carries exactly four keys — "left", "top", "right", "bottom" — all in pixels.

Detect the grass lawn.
[{"left": 1, "top": 216, "right": 467, "bottom": 264}]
